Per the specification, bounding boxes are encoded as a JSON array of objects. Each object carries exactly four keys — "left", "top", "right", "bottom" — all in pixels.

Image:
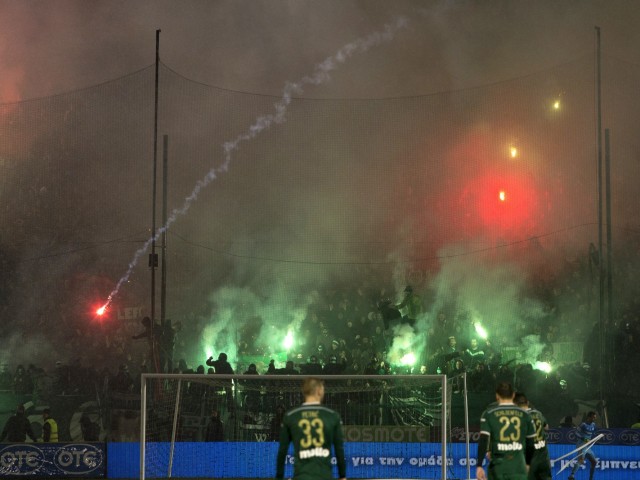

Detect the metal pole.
[
  {"left": 161, "top": 134, "right": 168, "bottom": 337},
  {"left": 605, "top": 128, "right": 613, "bottom": 414},
  {"left": 150, "top": 29, "right": 161, "bottom": 372},
  {"left": 463, "top": 372, "right": 470, "bottom": 480},
  {"left": 441, "top": 374, "right": 447, "bottom": 480},
  {"left": 595, "top": 26, "right": 604, "bottom": 404},
  {"left": 140, "top": 374, "right": 148, "bottom": 480},
  {"left": 168, "top": 379, "right": 182, "bottom": 478}
]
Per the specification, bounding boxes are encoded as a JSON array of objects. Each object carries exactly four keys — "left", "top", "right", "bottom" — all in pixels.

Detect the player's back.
[
  {"left": 283, "top": 404, "right": 343, "bottom": 480},
  {"left": 480, "top": 403, "right": 534, "bottom": 476},
  {"left": 527, "top": 408, "right": 548, "bottom": 448},
  {"left": 527, "top": 408, "right": 551, "bottom": 480}
]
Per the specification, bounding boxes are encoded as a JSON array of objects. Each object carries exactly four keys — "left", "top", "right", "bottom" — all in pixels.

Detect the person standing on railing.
[
  {"left": 396, "top": 285, "right": 422, "bottom": 327},
  {"left": 206, "top": 353, "right": 235, "bottom": 413}
]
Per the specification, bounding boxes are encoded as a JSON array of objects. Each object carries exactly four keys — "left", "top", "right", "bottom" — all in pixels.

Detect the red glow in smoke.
[
  {"left": 475, "top": 172, "right": 538, "bottom": 233},
  {"left": 448, "top": 169, "right": 540, "bottom": 245}
]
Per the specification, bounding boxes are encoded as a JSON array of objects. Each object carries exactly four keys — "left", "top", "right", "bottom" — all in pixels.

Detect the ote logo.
[
  {"left": 545, "top": 429, "right": 562, "bottom": 443},
  {"left": 619, "top": 430, "right": 640, "bottom": 446},
  {"left": 53, "top": 444, "right": 104, "bottom": 474},
  {"left": 0, "top": 444, "right": 45, "bottom": 474},
  {"left": 566, "top": 429, "right": 579, "bottom": 442},
  {"left": 597, "top": 429, "right": 615, "bottom": 445}
]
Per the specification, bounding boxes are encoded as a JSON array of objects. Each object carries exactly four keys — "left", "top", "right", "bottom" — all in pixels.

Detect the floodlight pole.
[
  {"left": 604, "top": 128, "right": 613, "bottom": 427},
  {"left": 161, "top": 134, "right": 168, "bottom": 332},
  {"left": 150, "top": 29, "right": 161, "bottom": 372},
  {"left": 595, "top": 25, "right": 605, "bottom": 410},
  {"left": 441, "top": 374, "right": 447, "bottom": 480},
  {"left": 140, "top": 375, "right": 147, "bottom": 480}
]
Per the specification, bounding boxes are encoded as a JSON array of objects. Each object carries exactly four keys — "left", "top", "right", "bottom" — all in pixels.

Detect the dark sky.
[
  {"left": 1, "top": 0, "right": 640, "bottom": 369},
  {"left": 2, "top": 0, "right": 640, "bottom": 101}
]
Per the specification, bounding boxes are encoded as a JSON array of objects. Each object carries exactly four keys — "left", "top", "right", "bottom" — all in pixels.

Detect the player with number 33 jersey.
[{"left": 276, "top": 377, "right": 347, "bottom": 480}]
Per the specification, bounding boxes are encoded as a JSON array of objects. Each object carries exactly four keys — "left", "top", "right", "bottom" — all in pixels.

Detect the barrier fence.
[{"left": 2, "top": 436, "right": 640, "bottom": 479}]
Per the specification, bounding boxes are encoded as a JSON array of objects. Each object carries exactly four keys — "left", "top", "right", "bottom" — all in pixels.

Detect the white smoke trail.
[{"left": 101, "top": 16, "right": 409, "bottom": 310}]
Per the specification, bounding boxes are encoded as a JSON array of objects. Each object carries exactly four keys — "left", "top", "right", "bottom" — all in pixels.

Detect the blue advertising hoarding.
[
  {"left": 107, "top": 441, "right": 640, "bottom": 479},
  {"left": 2, "top": 439, "right": 638, "bottom": 478},
  {"left": 452, "top": 426, "right": 640, "bottom": 447}
]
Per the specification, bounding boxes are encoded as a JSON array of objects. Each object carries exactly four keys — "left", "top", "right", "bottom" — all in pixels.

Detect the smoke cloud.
[
  {"left": 102, "top": 16, "right": 409, "bottom": 312},
  {"left": 0, "top": 1, "right": 639, "bottom": 377}
]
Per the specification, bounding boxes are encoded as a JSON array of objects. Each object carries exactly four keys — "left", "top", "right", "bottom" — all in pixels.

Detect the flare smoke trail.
[{"left": 100, "top": 16, "right": 409, "bottom": 311}]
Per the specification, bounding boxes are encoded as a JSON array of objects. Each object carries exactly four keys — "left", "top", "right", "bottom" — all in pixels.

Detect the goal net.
[{"left": 140, "top": 373, "right": 464, "bottom": 479}]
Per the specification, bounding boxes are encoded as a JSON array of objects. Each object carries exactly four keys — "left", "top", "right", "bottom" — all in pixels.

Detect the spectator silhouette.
[
  {"left": 206, "top": 353, "right": 234, "bottom": 375},
  {"left": 241, "top": 364, "right": 261, "bottom": 411},
  {"left": 300, "top": 356, "right": 323, "bottom": 375},
  {"left": 53, "top": 361, "right": 70, "bottom": 395},
  {"left": 269, "top": 360, "right": 299, "bottom": 375},
  {"left": 80, "top": 413, "right": 100, "bottom": 441},
  {"left": 111, "top": 365, "right": 134, "bottom": 393},
  {"left": 132, "top": 316, "right": 162, "bottom": 371},
  {"left": 13, "top": 365, "right": 33, "bottom": 395},
  {"left": 270, "top": 404, "right": 286, "bottom": 441},
  {"left": 206, "top": 353, "right": 234, "bottom": 412},
  {"left": 0, "top": 364, "right": 12, "bottom": 390},
  {"left": 395, "top": 285, "right": 422, "bottom": 327},
  {"left": 0, "top": 404, "right": 36, "bottom": 442},
  {"left": 323, "top": 355, "right": 346, "bottom": 375},
  {"left": 41, "top": 408, "right": 58, "bottom": 442},
  {"left": 204, "top": 409, "right": 224, "bottom": 441},
  {"left": 560, "top": 415, "right": 574, "bottom": 428}
]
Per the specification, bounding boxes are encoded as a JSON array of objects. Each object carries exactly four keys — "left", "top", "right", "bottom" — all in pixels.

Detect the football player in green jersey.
[
  {"left": 477, "top": 382, "right": 535, "bottom": 480},
  {"left": 276, "top": 377, "right": 346, "bottom": 480},
  {"left": 514, "top": 392, "right": 552, "bottom": 480}
]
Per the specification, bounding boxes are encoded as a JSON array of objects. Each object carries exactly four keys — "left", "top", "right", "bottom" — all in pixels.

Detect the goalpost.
[{"left": 140, "top": 373, "right": 469, "bottom": 480}]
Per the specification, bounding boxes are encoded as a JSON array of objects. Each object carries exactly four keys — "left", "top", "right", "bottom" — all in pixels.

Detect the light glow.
[
  {"left": 535, "top": 361, "right": 552, "bottom": 373},
  {"left": 400, "top": 352, "right": 416, "bottom": 366},
  {"left": 474, "top": 322, "right": 488, "bottom": 340},
  {"left": 283, "top": 331, "right": 294, "bottom": 350}
]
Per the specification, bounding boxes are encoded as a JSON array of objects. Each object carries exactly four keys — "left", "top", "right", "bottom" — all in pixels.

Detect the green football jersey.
[
  {"left": 479, "top": 402, "right": 535, "bottom": 478},
  {"left": 527, "top": 407, "right": 551, "bottom": 480},
  {"left": 276, "top": 403, "right": 346, "bottom": 480}
]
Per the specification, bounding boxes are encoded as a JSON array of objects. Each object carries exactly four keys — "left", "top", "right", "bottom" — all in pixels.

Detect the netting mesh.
[
  {"left": 142, "top": 374, "right": 452, "bottom": 479},
  {"left": 2, "top": 55, "right": 629, "bottom": 365},
  {"left": 2, "top": 49, "right": 640, "bottom": 430}
]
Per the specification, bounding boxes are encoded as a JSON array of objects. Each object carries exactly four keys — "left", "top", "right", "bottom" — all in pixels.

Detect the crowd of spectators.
[
  {"left": 1, "top": 242, "right": 640, "bottom": 429},
  {"left": 0, "top": 360, "right": 129, "bottom": 400}
]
